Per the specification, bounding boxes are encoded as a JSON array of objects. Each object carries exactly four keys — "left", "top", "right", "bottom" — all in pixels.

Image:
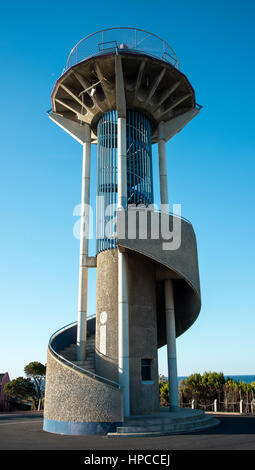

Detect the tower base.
[{"left": 43, "top": 418, "right": 122, "bottom": 436}]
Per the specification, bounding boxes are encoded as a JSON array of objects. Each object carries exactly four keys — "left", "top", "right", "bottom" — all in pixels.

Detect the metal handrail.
[
  {"left": 120, "top": 206, "right": 192, "bottom": 225},
  {"left": 65, "top": 27, "right": 179, "bottom": 71},
  {"left": 154, "top": 209, "right": 192, "bottom": 225},
  {"left": 48, "top": 316, "right": 120, "bottom": 390}
]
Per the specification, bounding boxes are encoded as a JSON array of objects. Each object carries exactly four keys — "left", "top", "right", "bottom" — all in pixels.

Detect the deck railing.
[{"left": 65, "top": 27, "right": 179, "bottom": 72}]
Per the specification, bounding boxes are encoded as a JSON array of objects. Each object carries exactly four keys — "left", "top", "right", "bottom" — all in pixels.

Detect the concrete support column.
[
  {"left": 77, "top": 124, "right": 91, "bottom": 361},
  {"left": 158, "top": 122, "right": 169, "bottom": 207},
  {"left": 118, "top": 250, "right": 130, "bottom": 417},
  {"left": 165, "top": 279, "right": 179, "bottom": 409},
  {"left": 158, "top": 121, "right": 179, "bottom": 410},
  {"left": 117, "top": 116, "right": 130, "bottom": 417}
]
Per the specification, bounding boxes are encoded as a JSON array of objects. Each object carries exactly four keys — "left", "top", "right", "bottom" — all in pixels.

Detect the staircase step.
[
  {"left": 108, "top": 417, "right": 220, "bottom": 437},
  {"left": 73, "top": 363, "right": 96, "bottom": 373},
  {"left": 123, "top": 411, "right": 204, "bottom": 426},
  {"left": 72, "top": 358, "right": 96, "bottom": 369},
  {"left": 58, "top": 335, "right": 95, "bottom": 361},
  {"left": 62, "top": 343, "right": 94, "bottom": 351},
  {"left": 61, "top": 351, "right": 76, "bottom": 356},
  {"left": 116, "top": 417, "right": 215, "bottom": 433},
  {"left": 59, "top": 353, "right": 95, "bottom": 361},
  {"left": 74, "top": 361, "right": 95, "bottom": 365},
  {"left": 57, "top": 334, "right": 96, "bottom": 373}
]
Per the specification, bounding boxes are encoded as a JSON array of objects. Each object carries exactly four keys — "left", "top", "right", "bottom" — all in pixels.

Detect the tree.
[
  {"left": 24, "top": 362, "right": 46, "bottom": 409},
  {"left": 4, "top": 377, "right": 36, "bottom": 406},
  {"left": 182, "top": 373, "right": 204, "bottom": 402},
  {"left": 159, "top": 375, "right": 169, "bottom": 406},
  {"left": 181, "top": 372, "right": 226, "bottom": 405}
]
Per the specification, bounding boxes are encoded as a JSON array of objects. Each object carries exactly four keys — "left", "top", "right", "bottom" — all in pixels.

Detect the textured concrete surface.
[
  {"left": 96, "top": 248, "right": 160, "bottom": 415},
  {"left": 128, "top": 251, "right": 159, "bottom": 415},
  {"left": 117, "top": 209, "right": 201, "bottom": 339},
  {"left": 96, "top": 249, "right": 119, "bottom": 383},
  {"left": 1, "top": 413, "right": 255, "bottom": 450},
  {"left": 44, "top": 348, "right": 123, "bottom": 424}
]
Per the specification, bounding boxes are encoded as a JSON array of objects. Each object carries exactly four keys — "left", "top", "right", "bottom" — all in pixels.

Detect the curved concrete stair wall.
[
  {"left": 116, "top": 209, "right": 201, "bottom": 341},
  {"left": 43, "top": 319, "right": 123, "bottom": 435}
]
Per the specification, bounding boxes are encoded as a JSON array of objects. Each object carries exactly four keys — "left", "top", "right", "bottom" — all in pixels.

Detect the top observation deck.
[
  {"left": 50, "top": 28, "right": 201, "bottom": 143},
  {"left": 65, "top": 28, "right": 179, "bottom": 72}
]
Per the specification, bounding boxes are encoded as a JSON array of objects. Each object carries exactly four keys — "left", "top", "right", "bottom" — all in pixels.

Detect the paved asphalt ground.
[{"left": 0, "top": 412, "right": 255, "bottom": 450}]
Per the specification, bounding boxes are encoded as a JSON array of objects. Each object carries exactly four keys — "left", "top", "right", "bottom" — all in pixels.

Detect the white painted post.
[
  {"left": 180, "top": 390, "right": 183, "bottom": 408},
  {"left": 214, "top": 399, "right": 218, "bottom": 413},
  {"left": 165, "top": 279, "right": 179, "bottom": 409},
  {"left": 158, "top": 122, "right": 169, "bottom": 208},
  {"left": 192, "top": 399, "right": 195, "bottom": 410},
  {"left": 240, "top": 399, "right": 243, "bottom": 414},
  {"left": 158, "top": 122, "right": 179, "bottom": 411},
  {"left": 251, "top": 399, "right": 255, "bottom": 414},
  {"left": 77, "top": 124, "right": 91, "bottom": 361},
  {"left": 118, "top": 249, "right": 130, "bottom": 417},
  {"left": 117, "top": 116, "right": 130, "bottom": 417}
]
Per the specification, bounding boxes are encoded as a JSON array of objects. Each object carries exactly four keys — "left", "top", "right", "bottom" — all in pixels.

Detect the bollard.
[
  {"left": 191, "top": 399, "right": 196, "bottom": 409},
  {"left": 179, "top": 391, "right": 183, "bottom": 408},
  {"left": 251, "top": 399, "right": 255, "bottom": 414},
  {"left": 214, "top": 399, "right": 218, "bottom": 413},
  {"left": 240, "top": 399, "right": 243, "bottom": 414}
]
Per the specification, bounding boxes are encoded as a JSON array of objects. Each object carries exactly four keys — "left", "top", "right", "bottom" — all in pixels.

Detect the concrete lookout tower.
[{"left": 43, "top": 28, "right": 219, "bottom": 435}]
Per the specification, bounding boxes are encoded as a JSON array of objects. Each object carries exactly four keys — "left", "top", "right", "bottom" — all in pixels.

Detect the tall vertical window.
[
  {"left": 126, "top": 110, "right": 153, "bottom": 206},
  {"left": 96, "top": 110, "right": 153, "bottom": 253},
  {"left": 97, "top": 110, "right": 118, "bottom": 253}
]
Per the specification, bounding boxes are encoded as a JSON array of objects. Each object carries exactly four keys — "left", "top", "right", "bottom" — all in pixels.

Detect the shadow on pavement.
[{"left": 193, "top": 414, "right": 255, "bottom": 435}]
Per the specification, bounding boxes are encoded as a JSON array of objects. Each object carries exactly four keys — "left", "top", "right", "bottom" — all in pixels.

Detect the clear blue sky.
[{"left": 1, "top": 0, "right": 255, "bottom": 380}]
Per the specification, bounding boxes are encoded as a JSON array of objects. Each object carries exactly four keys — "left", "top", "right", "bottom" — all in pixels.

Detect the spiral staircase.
[{"left": 43, "top": 210, "right": 219, "bottom": 436}]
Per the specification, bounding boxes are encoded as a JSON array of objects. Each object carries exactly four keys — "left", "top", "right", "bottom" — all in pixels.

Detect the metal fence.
[
  {"left": 65, "top": 27, "right": 179, "bottom": 71},
  {"left": 180, "top": 398, "right": 255, "bottom": 414}
]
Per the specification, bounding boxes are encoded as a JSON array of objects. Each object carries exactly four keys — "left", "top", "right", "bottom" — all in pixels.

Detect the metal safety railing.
[
  {"left": 150, "top": 207, "right": 192, "bottom": 225},
  {"left": 65, "top": 27, "right": 179, "bottom": 72},
  {"left": 180, "top": 398, "right": 255, "bottom": 414},
  {"left": 48, "top": 316, "right": 120, "bottom": 390},
  {"left": 97, "top": 205, "right": 192, "bottom": 254},
  {"left": 118, "top": 205, "right": 192, "bottom": 225}
]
